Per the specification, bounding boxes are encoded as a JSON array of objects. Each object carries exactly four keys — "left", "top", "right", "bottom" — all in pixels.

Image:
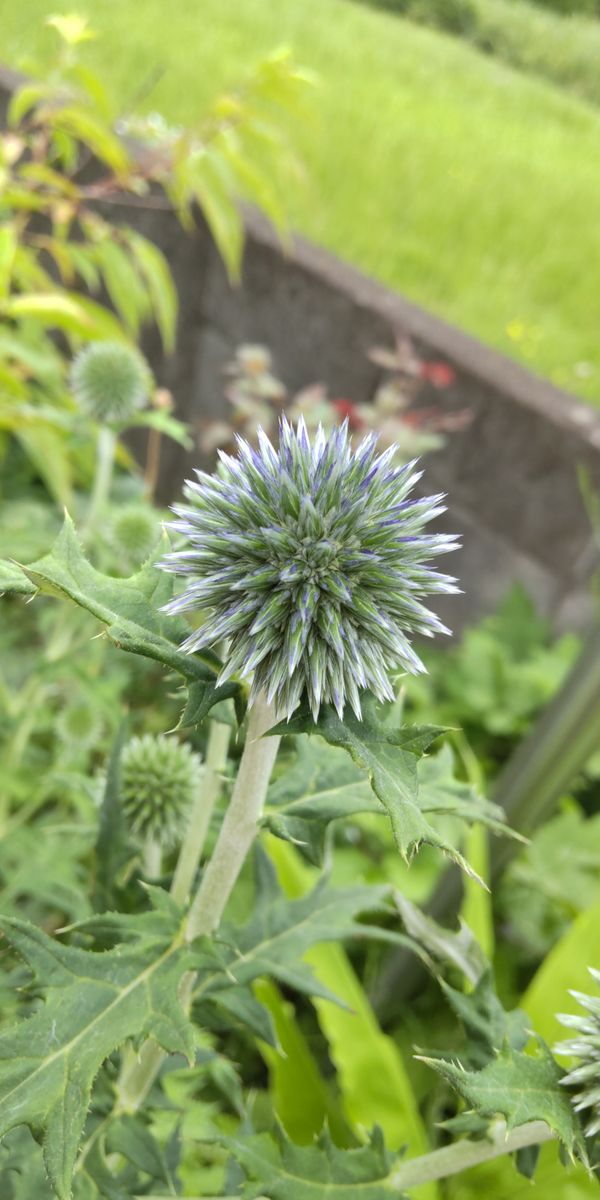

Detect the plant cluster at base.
[{"left": 0, "top": 411, "right": 595, "bottom": 1200}]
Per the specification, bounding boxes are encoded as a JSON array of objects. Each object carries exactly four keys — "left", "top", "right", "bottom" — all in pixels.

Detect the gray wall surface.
[
  {"left": 2, "top": 65, "right": 600, "bottom": 633},
  {"left": 129, "top": 201, "right": 600, "bottom": 634}
]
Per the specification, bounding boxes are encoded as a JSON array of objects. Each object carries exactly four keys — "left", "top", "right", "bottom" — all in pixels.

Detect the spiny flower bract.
[
  {"left": 120, "top": 735, "right": 202, "bottom": 847},
  {"left": 555, "top": 967, "right": 600, "bottom": 1138},
  {"left": 70, "top": 341, "right": 152, "bottom": 424},
  {"left": 161, "top": 418, "right": 459, "bottom": 720}
]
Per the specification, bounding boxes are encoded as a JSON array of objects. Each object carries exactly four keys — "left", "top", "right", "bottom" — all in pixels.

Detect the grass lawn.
[{"left": 3, "top": 0, "right": 600, "bottom": 401}]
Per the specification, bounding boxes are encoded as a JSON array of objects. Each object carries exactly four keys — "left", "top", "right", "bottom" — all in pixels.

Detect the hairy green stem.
[
  {"left": 170, "top": 718, "right": 230, "bottom": 906},
  {"left": 116, "top": 695, "right": 280, "bottom": 1113},
  {"left": 185, "top": 694, "right": 280, "bottom": 941},
  {"left": 389, "top": 1121, "right": 555, "bottom": 1188},
  {"left": 143, "top": 836, "right": 162, "bottom": 880},
  {"left": 84, "top": 426, "right": 116, "bottom": 536}
]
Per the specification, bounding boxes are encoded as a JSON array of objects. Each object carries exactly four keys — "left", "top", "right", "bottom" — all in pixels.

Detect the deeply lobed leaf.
[{"left": 0, "top": 902, "right": 198, "bottom": 1199}]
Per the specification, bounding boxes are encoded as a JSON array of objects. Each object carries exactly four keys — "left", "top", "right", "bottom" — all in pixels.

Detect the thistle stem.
[
  {"left": 116, "top": 694, "right": 280, "bottom": 1113},
  {"left": 388, "top": 1121, "right": 555, "bottom": 1189},
  {"left": 185, "top": 694, "right": 280, "bottom": 941},
  {"left": 84, "top": 426, "right": 116, "bottom": 536},
  {"left": 143, "top": 836, "right": 162, "bottom": 880},
  {"left": 170, "top": 718, "right": 231, "bottom": 906}
]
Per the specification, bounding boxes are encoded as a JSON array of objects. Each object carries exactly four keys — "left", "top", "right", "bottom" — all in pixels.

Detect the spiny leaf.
[
  {"left": 419, "top": 1041, "right": 587, "bottom": 1163},
  {"left": 417, "top": 744, "right": 522, "bottom": 843},
  {"left": 0, "top": 560, "right": 36, "bottom": 595},
  {"left": 270, "top": 703, "right": 483, "bottom": 874},
  {"left": 194, "top": 853, "right": 409, "bottom": 1010},
  {"left": 439, "top": 971, "right": 530, "bottom": 1070},
  {"left": 0, "top": 902, "right": 200, "bottom": 1200},
  {"left": 395, "top": 893, "right": 487, "bottom": 986},
  {"left": 16, "top": 515, "right": 236, "bottom": 717},
  {"left": 219, "top": 1124, "right": 402, "bottom": 1199},
  {"left": 263, "top": 738, "right": 376, "bottom": 865},
  {"left": 263, "top": 740, "right": 517, "bottom": 868}
]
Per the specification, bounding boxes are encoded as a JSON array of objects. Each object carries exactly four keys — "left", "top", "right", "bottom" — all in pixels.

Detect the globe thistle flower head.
[
  {"left": 70, "top": 341, "right": 152, "bottom": 424},
  {"left": 555, "top": 967, "right": 600, "bottom": 1138},
  {"left": 120, "top": 735, "right": 202, "bottom": 848},
  {"left": 161, "top": 417, "right": 459, "bottom": 721}
]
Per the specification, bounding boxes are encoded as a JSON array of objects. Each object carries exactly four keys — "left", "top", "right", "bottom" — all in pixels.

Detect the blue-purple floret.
[{"left": 160, "top": 417, "right": 460, "bottom": 720}]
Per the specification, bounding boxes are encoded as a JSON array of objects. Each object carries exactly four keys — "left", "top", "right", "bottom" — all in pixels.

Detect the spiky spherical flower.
[
  {"left": 120, "top": 735, "right": 203, "bottom": 847},
  {"left": 110, "top": 504, "right": 160, "bottom": 564},
  {"left": 70, "top": 341, "right": 152, "bottom": 424},
  {"left": 555, "top": 968, "right": 600, "bottom": 1138},
  {"left": 161, "top": 417, "right": 459, "bottom": 720}
]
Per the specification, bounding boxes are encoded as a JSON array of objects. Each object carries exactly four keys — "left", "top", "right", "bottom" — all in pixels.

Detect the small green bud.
[
  {"left": 70, "top": 341, "right": 152, "bottom": 424},
  {"left": 110, "top": 504, "right": 160, "bottom": 564},
  {"left": 120, "top": 735, "right": 202, "bottom": 848},
  {"left": 57, "top": 700, "right": 101, "bottom": 751}
]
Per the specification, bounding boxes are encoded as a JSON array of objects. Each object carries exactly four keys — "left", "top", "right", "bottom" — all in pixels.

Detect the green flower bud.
[
  {"left": 120, "top": 735, "right": 202, "bottom": 848},
  {"left": 57, "top": 700, "right": 101, "bottom": 751},
  {"left": 70, "top": 341, "right": 152, "bottom": 424},
  {"left": 110, "top": 504, "right": 160, "bottom": 564}
]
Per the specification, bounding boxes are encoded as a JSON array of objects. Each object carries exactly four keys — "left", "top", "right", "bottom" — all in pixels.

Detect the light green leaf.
[
  {"left": 15, "top": 421, "right": 73, "bottom": 506},
  {"left": 0, "top": 226, "right": 17, "bottom": 298},
  {"left": 419, "top": 1041, "right": 586, "bottom": 1162},
  {"left": 417, "top": 744, "right": 519, "bottom": 843},
  {"left": 127, "top": 407, "right": 193, "bottom": 450},
  {"left": 0, "top": 903, "right": 200, "bottom": 1200},
  {"left": 255, "top": 979, "right": 350, "bottom": 1144},
  {"left": 4, "top": 291, "right": 125, "bottom": 341},
  {"left": 395, "top": 893, "right": 487, "bottom": 987},
  {"left": 219, "top": 1125, "right": 401, "bottom": 1199},
  {"left": 8, "top": 83, "right": 52, "bottom": 126},
  {"left": 267, "top": 840, "right": 438, "bottom": 1199},
  {"left": 128, "top": 233, "right": 178, "bottom": 353},
  {"left": 92, "top": 240, "right": 150, "bottom": 336},
  {"left": 47, "top": 106, "right": 129, "bottom": 176}
]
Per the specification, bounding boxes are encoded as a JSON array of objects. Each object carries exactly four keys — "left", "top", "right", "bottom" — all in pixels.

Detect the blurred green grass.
[{"left": 3, "top": 0, "right": 600, "bottom": 401}]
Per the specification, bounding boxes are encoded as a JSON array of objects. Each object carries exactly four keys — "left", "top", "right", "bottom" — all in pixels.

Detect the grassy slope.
[{"left": 3, "top": 0, "right": 600, "bottom": 401}]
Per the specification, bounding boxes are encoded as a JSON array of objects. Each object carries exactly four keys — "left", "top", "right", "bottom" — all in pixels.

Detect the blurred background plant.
[
  {"left": 197, "top": 332, "right": 470, "bottom": 463},
  {"left": 0, "top": 13, "right": 310, "bottom": 513},
  {"left": 1, "top": 8, "right": 600, "bottom": 1200}
]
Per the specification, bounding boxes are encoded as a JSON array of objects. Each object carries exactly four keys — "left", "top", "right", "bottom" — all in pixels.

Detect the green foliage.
[
  {"left": 0, "top": 896, "right": 198, "bottom": 1199},
  {"left": 194, "top": 851, "right": 406, "bottom": 1010},
  {"left": 3, "top": 514, "right": 237, "bottom": 718},
  {"left": 421, "top": 1042, "right": 586, "bottom": 1161},
  {"left": 272, "top": 702, "right": 517, "bottom": 877},
  {"left": 0, "top": 14, "right": 308, "bottom": 501},
  {"left": 499, "top": 807, "right": 600, "bottom": 959},
  {"left": 219, "top": 1125, "right": 401, "bottom": 1199},
  {"left": 410, "top": 587, "right": 578, "bottom": 748}
]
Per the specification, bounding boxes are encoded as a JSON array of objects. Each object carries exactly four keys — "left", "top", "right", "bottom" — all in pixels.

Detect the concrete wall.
[{"left": 3, "top": 65, "right": 600, "bottom": 632}]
